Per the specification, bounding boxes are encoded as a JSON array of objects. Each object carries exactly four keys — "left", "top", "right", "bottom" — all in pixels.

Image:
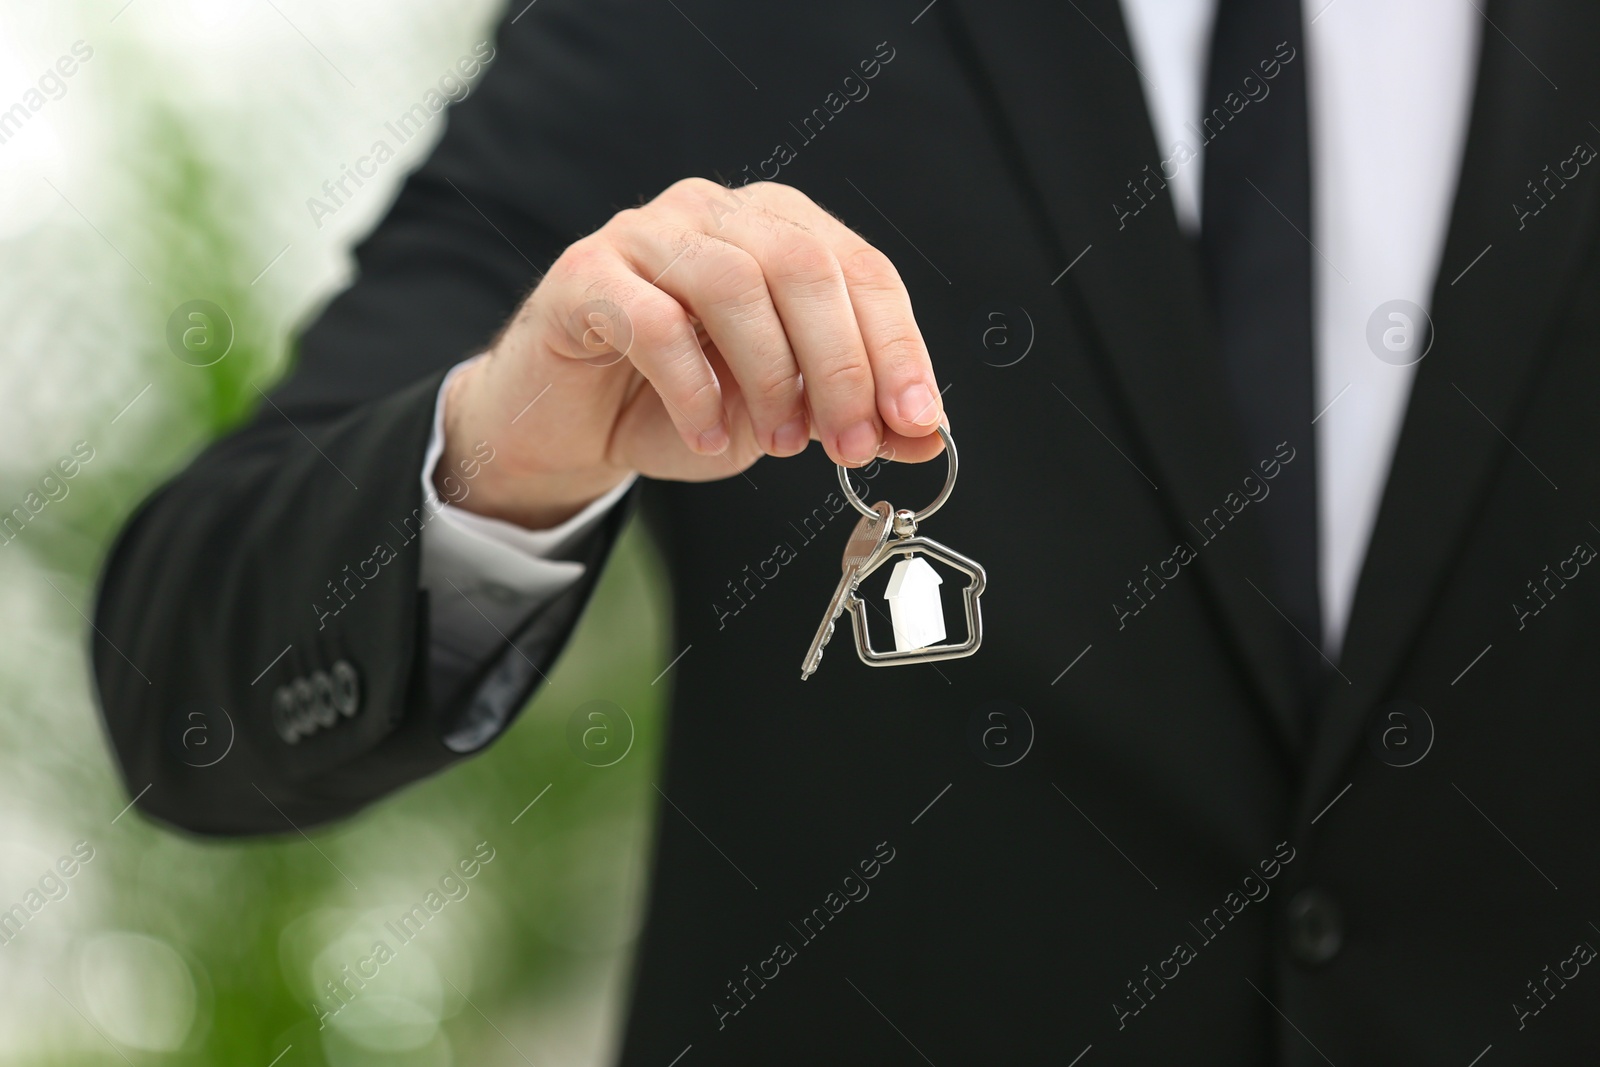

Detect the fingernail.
[
  {"left": 896, "top": 382, "right": 939, "bottom": 426},
  {"left": 838, "top": 420, "right": 880, "bottom": 465},
  {"left": 773, "top": 413, "right": 809, "bottom": 455},
  {"left": 696, "top": 422, "right": 730, "bottom": 454}
]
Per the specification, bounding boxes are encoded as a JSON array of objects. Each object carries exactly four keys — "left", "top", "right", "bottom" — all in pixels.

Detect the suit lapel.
[
  {"left": 947, "top": 0, "right": 1308, "bottom": 748},
  {"left": 1302, "top": 0, "right": 1600, "bottom": 809}
]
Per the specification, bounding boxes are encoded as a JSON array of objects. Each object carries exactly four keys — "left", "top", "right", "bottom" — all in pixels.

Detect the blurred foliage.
[{"left": 0, "top": 3, "right": 668, "bottom": 1065}]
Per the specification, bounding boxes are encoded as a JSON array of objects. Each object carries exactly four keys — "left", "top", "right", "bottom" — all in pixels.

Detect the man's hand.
[{"left": 437, "top": 178, "right": 946, "bottom": 530}]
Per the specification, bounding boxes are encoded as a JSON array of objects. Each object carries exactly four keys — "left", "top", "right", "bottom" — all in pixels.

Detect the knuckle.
[
  {"left": 872, "top": 330, "right": 928, "bottom": 371},
  {"left": 701, "top": 248, "right": 768, "bottom": 309},
  {"left": 662, "top": 178, "right": 736, "bottom": 222},
  {"left": 840, "top": 244, "right": 901, "bottom": 289},
  {"left": 674, "top": 365, "right": 723, "bottom": 412},
  {"left": 628, "top": 297, "right": 688, "bottom": 351},
  {"left": 554, "top": 236, "right": 611, "bottom": 280},
  {"left": 769, "top": 237, "right": 840, "bottom": 288},
  {"left": 597, "top": 206, "right": 645, "bottom": 240},
  {"left": 813, "top": 352, "right": 873, "bottom": 395},
  {"left": 662, "top": 176, "right": 721, "bottom": 205},
  {"left": 749, "top": 362, "right": 802, "bottom": 406},
  {"left": 749, "top": 180, "right": 808, "bottom": 208}
]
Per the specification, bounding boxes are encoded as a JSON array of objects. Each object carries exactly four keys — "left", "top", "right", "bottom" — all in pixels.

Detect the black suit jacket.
[{"left": 93, "top": 0, "right": 1600, "bottom": 1061}]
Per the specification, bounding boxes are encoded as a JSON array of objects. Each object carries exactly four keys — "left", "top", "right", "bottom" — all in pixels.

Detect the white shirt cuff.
[{"left": 418, "top": 355, "right": 635, "bottom": 663}]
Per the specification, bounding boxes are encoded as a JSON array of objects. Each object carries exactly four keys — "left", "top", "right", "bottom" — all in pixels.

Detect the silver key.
[
  {"left": 799, "top": 425, "right": 987, "bottom": 676},
  {"left": 800, "top": 500, "right": 893, "bottom": 680}
]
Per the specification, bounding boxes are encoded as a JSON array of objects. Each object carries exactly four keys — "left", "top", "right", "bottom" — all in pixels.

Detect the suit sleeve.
[{"left": 89, "top": 0, "right": 696, "bottom": 835}]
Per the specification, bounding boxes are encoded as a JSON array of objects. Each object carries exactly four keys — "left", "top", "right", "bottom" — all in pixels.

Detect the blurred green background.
[{"left": 0, "top": 2, "right": 668, "bottom": 1064}]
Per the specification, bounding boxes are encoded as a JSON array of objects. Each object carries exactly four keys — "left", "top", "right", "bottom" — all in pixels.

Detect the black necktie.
[{"left": 1199, "top": 0, "right": 1323, "bottom": 680}]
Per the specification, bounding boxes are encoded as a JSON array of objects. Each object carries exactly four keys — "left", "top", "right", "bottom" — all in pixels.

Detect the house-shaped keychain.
[{"left": 884, "top": 555, "right": 945, "bottom": 651}]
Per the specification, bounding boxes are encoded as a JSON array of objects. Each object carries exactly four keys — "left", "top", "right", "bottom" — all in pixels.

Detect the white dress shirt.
[
  {"left": 418, "top": 356, "right": 633, "bottom": 695},
  {"left": 1122, "top": 0, "right": 1478, "bottom": 655},
  {"left": 421, "top": 0, "right": 1481, "bottom": 663}
]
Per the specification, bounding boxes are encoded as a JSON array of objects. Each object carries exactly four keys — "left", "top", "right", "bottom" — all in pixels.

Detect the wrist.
[{"left": 434, "top": 359, "right": 631, "bottom": 530}]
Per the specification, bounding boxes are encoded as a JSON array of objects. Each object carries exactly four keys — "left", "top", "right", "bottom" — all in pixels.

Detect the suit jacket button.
[
  {"left": 272, "top": 685, "right": 301, "bottom": 744},
  {"left": 310, "top": 670, "right": 339, "bottom": 727},
  {"left": 1286, "top": 889, "right": 1343, "bottom": 966},
  {"left": 331, "top": 660, "right": 361, "bottom": 717},
  {"left": 291, "top": 678, "right": 320, "bottom": 732}
]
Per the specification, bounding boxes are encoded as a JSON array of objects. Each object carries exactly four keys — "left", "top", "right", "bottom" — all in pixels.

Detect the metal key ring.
[{"left": 837, "top": 424, "right": 957, "bottom": 522}]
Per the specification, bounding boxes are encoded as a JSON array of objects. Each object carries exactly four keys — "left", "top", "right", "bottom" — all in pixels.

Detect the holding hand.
[{"left": 438, "top": 178, "right": 946, "bottom": 529}]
